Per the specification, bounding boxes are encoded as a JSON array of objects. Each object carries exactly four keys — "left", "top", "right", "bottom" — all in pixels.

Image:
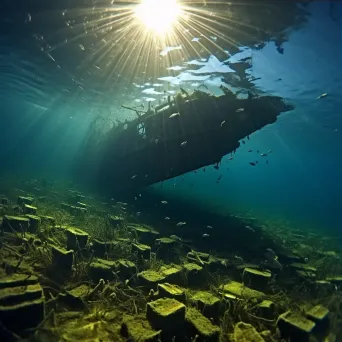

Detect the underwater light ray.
[{"left": 102, "top": 27, "right": 154, "bottom": 89}]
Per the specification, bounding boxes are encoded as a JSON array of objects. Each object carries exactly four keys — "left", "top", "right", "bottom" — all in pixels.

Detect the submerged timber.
[{"left": 75, "top": 88, "right": 294, "bottom": 194}]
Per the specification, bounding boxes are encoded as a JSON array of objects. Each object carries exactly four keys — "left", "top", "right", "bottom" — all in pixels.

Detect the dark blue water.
[{"left": 0, "top": 1, "right": 341, "bottom": 234}]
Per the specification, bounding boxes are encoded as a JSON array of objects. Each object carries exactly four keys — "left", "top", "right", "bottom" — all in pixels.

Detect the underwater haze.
[{"left": 0, "top": 0, "right": 341, "bottom": 234}]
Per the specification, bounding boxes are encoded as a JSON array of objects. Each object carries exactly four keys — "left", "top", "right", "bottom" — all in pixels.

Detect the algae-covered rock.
[
  {"left": 186, "top": 307, "right": 220, "bottom": 341},
  {"left": 39, "top": 215, "right": 55, "bottom": 225},
  {"left": 116, "top": 259, "right": 137, "bottom": 278},
  {"left": 306, "top": 305, "right": 329, "bottom": 334},
  {"left": 18, "top": 196, "right": 33, "bottom": 205},
  {"left": 25, "top": 214, "right": 41, "bottom": 233},
  {"left": 183, "top": 262, "right": 204, "bottom": 286},
  {"left": 257, "top": 300, "right": 275, "bottom": 319},
  {"left": 233, "top": 322, "right": 265, "bottom": 342},
  {"left": 277, "top": 310, "right": 315, "bottom": 342},
  {"left": 138, "top": 270, "right": 166, "bottom": 289},
  {"left": 157, "top": 283, "right": 186, "bottom": 303},
  {"left": 65, "top": 226, "right": 89, "bottom": 250},
  {"left": 89, "top": 262, "right": 113, "bottom": 282},
  {"left": 243, "top": 268, "right": 272, "bottom": 291},
  {"left": 2, "top": 215, "right": 29, "bottom": 232},
  {"left": 121, "top": 314, "right": 161, "bottom": 341},
  {"left": 190, "top": 291, "right": 221, "bottom": 319},
  {"left": 0, "top": 274, "right": 44, "bottom": 332},
  {"left": 131, "top": 225, "right": 159, "bottom": 244},
  {"left": 155, "top": 237, "right": 178, "bottom": 262},
  {"left": 221, "top": 281, "right": 266, "bottom": 301},
  {"left": 132, "top": 242, "right": 151, "bottom": 259},
  {"left": 160, "top": 265, "right": 183, "bottom": 285},
  {"left": 23, "top": 204, "right": 37, "bottom": 215},
  {"left": 109, "top": 215, "right": 124, "bottom": 226},
  {"left": 51, "top": 245, "right": 74, "bottom": 271},
  {"left": 146, "top": 298, "right": 186, "bottom": 332}
]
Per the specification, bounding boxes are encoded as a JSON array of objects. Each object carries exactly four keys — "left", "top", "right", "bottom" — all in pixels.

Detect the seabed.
[{"left": 0, "top": 177, "right": 341, "bottom": 342}]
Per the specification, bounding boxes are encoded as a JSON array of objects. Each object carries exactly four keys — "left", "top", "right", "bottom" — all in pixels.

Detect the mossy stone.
[
  {"left": 183, "top": 263, "right": 204, "bottom": 287},
  {"left": 3, "top": 215, "right": 30, "bottom": 232},
  {"left": 132, "top": 242, "right": 151, "bottom": 259},
  {"left": 65, "top": 227, "right": 89, "bottom": 250},
  {"left": 277, "top": 310, "right": 316, "bottom": 342},
  {"left": 25, "top": 214, "right": 41, "bottom": 232},
  {"left": 157, "top": 283, "right": 186, "bottom": 303},
  {"left": 146, "top": 298, "right": 186, "bottom": 332},
  {"left": 121, "top": 314, "right": 161, "bottom": 341},
  {"left": 160, "top": 266, "right": 183, "bottom": 285},
  {"left": 221, "top": 281, "right": 266, "bottom": 301},
  {"left": 116, "top": 259, "right": 137, "bottom": 279},
  {"left": 243, "top": 268, "right": 272, "bottom": 291},
  {"left": 51, "top": 245, "right": 74, "bottom": 271},
  {"left": 17, "top": 196, "right": 33, "bottom": 205},
  {"left": 138, "top": 270, "right": 166, "bottom": 289},
  {"left": 89, "top": 262, "right": 113, "bottom": 282},
  {"left": 186, "top": 307, "right": 220, "bottom": 341},
  {"left": 23, "top": 204, "right": 37, "bottom": 215},
  {"left": 234, "top": 322, "right": 265, "bottom": 342},
  {"left": 191, "top": 291, "right": 221, "bottom": 319}
]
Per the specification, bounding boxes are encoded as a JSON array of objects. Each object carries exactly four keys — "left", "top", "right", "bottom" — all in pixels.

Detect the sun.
[{"left": 134, "top": 0, "right": 182, "bottom": 35}]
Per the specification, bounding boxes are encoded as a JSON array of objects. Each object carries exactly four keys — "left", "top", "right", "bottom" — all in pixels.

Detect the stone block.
[
  {"left": 132, "top": 243, "right": 151, "bottom": 260},
  {"left": 89, "top": 262, "right": 113, "bottom": 282},
  {"left": 132, "top": 225, "right": 159, "bottom": 245},
  {"left": 277, "top": 310, "right": 315, "bottom": 342},
  {"left": 2, "top": 215, "right": 29, "bottom": 232},
  {"left": 65, "top": 227, "right": 89, "bottom": 250},
  {"left": 183, "top": 263, "right": 204, "bottom": 286},
  {"left": 190, "top": 291, "right": 220, "bottom": 319},
  {"left": 146, "top": 298, "right": 186, "bottom": 332},
  {"left": 234, "top": 322, "right": 265, "bottom": 342},
  {"left": 138, "top": 271, "right": 166, "bottom": 290},
  {"left": 18, "top": 196, "right": 33, "bottom": 205},
  {"left": 186, "top": 307, "right": 220, "bottom": 341},
  {"left": 121, "top": 314, "right": 161, "bottom": 342},
  {"left": 306, "top": 305, "right": 329, "bottom": 334},
  {"left": 25, "top": 214, "right": 41, "bottom": 233},
  {"left": 51, "top": 245, "right": 74, "bottom": 271},
  {"left": 0, "top": 274, "right": 44, "bottom": 332},
  {"left": 160, "top": 266, "right": 183, "bottom": 285},
  {"left": 157, "top": 283, "right": 186, "bottom": 303},
  {"left": 23, "top": 204, "right": 37, "bottom": 215},
  {"left": 257, "top": 300, "right": 275, "bottom": 319},
  {"left": 221, "top": 281, "right": 266, "bottom": 301},
  {"left": 243, "top": 268, "right": 272, "bottom": 291},
  {"left": 116, "top": 259, "right": 137, "bottom": 279}
]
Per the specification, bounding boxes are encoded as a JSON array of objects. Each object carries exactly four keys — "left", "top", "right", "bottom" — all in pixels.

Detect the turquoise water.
[{"left": 0, "top": 2, "right": 341, "bottom": 233}]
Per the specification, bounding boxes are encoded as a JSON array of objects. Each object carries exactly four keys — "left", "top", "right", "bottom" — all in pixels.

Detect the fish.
[
  {"left": 202, "top": 233, "right": 210, "bottom": 238},
  {"left": 176, "top": 221, "right": 187, "bottom": 227},
  {"left": 214, "top": 165, "right": 219, "bottom": 170},
  {"left": 131, "top": 175, "right": 137, "bottom": 179},
  {"left": 161, "top": 200, "right": 168, "bottom": 204},
  {"left": 256, "top": 161, "right": 259, "bottom": 164},
  {"left": 257, "top": 150, "right": 260, "bottom": 153},
  {"left": 170, "top": 235, "right": 182, "bottom": 242},
  {"left": 236, "top": 108, "right": 244, "bottom": 113},
  {"left": 260, "top": 153, "right": 267, "bottom": 157},
  {"left": 268, "top": 150, "right": 272, "bottom": 153},
  {"left": 136, "top": 212, "right": 141, "bottom": 216},
  {"left": 206, "top": 225, "right": 213, "bottom": 229},
  {"left": 316, "top": 93, "right": 327, "bottom": 100},
  {"left": 229, "top": 157, "right": 233, "bottom": 160},
  {"left": 242, "top": 140, "right": 245, "bottom": 144},
  {"left": 266, "top": 160, "right": 269, "bottom": 164},
  {"left": 245, "top": 225, "right": 255, "bottom": 232},
  {"left": 165, "top": 217, "right": 170, "bottom": 220},
  {"left": 169, "top": 113, "right": 180, "bottom": 118},
  {"left": 249, "top": 162, "right": 256, "bottom": 166},
  {"left": 217, "top": 175, "right": 222, "bottom": 181},
  {"left": 180, "top": 141, "right": 187, "bottom": 147},
  {"left": 220, "top": 120, "right": 226, "bottom": 127},
  {"left": 248, "top": 149, "right": 252, "bottom": 152}
]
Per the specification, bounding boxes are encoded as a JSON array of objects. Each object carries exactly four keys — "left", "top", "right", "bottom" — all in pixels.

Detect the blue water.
[{"left": 0, "top": 2, "right": 341, "bottom": 233}]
